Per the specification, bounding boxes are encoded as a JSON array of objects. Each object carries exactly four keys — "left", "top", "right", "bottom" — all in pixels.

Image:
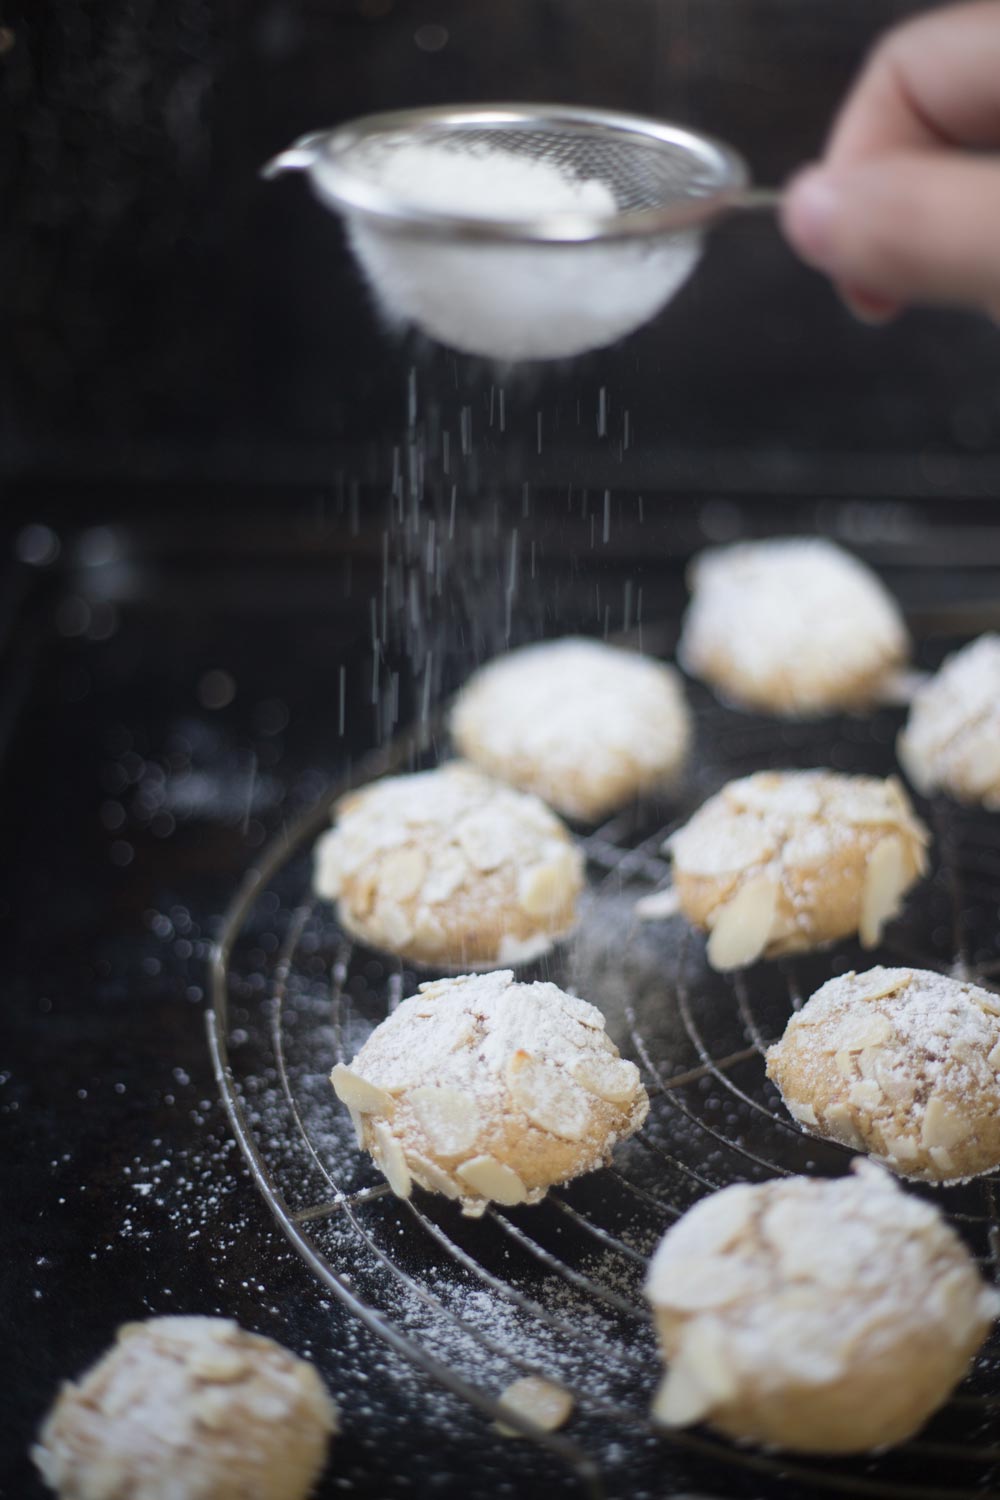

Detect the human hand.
[{"left": 780, "top": 1, "right": 1000, "bottom": 323}]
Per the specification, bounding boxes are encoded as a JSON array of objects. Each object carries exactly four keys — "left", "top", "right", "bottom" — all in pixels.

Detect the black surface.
[{"left": 5, "top": 493, "right": 1000, "bottom": 1499}]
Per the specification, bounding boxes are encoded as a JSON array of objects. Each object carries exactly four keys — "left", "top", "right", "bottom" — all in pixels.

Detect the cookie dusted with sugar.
[
  {"left": 313, "top": 762, "right": 584, "bottom": 968},
  {"left": 645, "top": 1161, "right": 999, "bottom": 1454},
  {"left": 32, "top": 1317, "right": 337, "bottom": 1500},
  {"left": 331, "top": 968, "right": 649, "bottom": 1216},
  {"left": 898, "top": 634, "right": 1000, "bottom": 809},
  {"left": 679, "top": 536, "right": 908, "bottom": 716},
  {"left": 667, "top": 770, "right": 930, "bottom": 971},
  {"left": 449, "top": 638, "right": 692, "bottom": 822},
  {"left": 767, "top": 966, "right": 1000, "bottom": 1183}
]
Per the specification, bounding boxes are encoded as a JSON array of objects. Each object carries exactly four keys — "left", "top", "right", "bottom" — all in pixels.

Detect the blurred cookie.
[
  {"left": 646, "top": 1161, "right": 999, "bottom": 1453},
  {"left": 450, "top": 638, "right": 691, "bottom": 821},
  {"left": 767, "top": 965, "right": 1000, "bottom": 1183},
  {"left": 898, "top": 634, "right": 1000, "bottom": 808},
  {"left": 314, "top": 762, "right": 584, "bottom": 968},
  {"left": 667, "top": 770, "right": 930, "bottom": 971},
  {"left": 33, "top": 1317, "right": 337, "bottom": 1500},
  {"left": 331, "top": 968, "right": 648, "bottom": 1216},
  {"left": 679, "top": 537, "right": 908, "bottom": 716}
]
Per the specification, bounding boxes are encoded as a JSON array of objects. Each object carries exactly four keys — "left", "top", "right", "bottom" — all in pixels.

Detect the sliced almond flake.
[
  {"left": 844, "top": 1012, "right": 894, "bottom": 1050},
  {"left": 188, "top": 1348, "right": 247, "bottom": 1383},
  {"left": 517, "top": 856, "right": 577, "bottom": 918},
  {"left": 920, "top": 1095, "right": 970, "bottom": 1151},
  {"left": 371, "top": 901, "right": 414, "bottom": 949},
  {"left": 857, "top": 1048, "right": 883, "bottom": 1081},
  {"left": 786, "top": 1099, "right": 819, "bottom": 1129},
  {"left": 705, "top": 874, "right": 778, "bottom": 972},
  {"left": 651, "top": 1367, "right": 714, "bottom": 1429},
  {"left": 975, "top": 993, "right": 1000, "bottom": 1017},
  {"left": 859, "top": 834, "right": 909, "bottom": 948},
  {"left": 377, "top": 846, "right": 428, "bottom": 902},
  {"left": 421, "top": 852, "right": 467, "bottom": 905},
  {"left": 848, "top": 1080, "right": 882, "bottom": 1111},
  {"left": 635, "top": 886, "right": 681, "bottom": 921},
  {"left": 495, "top": 1377, "right": 573, "bottom": 1437},
  {"left": 506, "top": 1050, "right": 590, "bottom": 1141},
  {"left": 408, "top": 1085, "right": 481, "bottom": 1156},
  {"left": 456, "top": 1154, "right": 527, "bottom": 1206},
  {"left": 406, "top": 1152, "right": 461, "bottom": 1200},
  {"left": 929, "top": 1145, "right": 957, "bottom": 1175},
  {"left": 372, "top": 1121, "right": 412, "bottom": 1199},
  {"left": 859, "top": 971, "right": 912, "bottom": 1003},
  {"left": 456, "top": 812, "right": 518, "bottom": 872},
  {"left": 825, "top": 1101, "right": 865, "bottom": 1149},
  {"left": 884, "top": 1132, "right": 920, "bottom": 1164},
  {"left": 874, "top": 1057, "right": 915, "bottom": 1103},
  {"left": 571, "top": 1053, "right": 641, "bottom": 1106},
  {"left": 330, "top": 1063, "right": 396, "bottom": 1119},
  {"left": 679, "top": 1319, "right": 740, "bottom": 1402},
  {"left": 834, "top": 1050, "right": 855, "bottom": 1080},
  {"left": 347, "top": 1104, "right": 364, "bottom": 1149},
  {"left": 987, "top": 1039, "right": 1000, "bottom": 1072}
]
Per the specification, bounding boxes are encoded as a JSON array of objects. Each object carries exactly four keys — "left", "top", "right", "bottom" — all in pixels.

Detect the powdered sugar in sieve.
[{"left": 264, "top": 105, "right": 776, "bottom": 363}]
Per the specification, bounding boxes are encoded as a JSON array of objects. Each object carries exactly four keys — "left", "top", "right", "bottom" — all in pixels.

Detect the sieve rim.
[{"left": 266, "top": 103, "right": 752, "bottom": 243}]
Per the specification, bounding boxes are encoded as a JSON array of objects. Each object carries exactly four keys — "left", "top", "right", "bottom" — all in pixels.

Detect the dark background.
[{"left": 2, "top": 0, "right": 999, "bottom": 505}]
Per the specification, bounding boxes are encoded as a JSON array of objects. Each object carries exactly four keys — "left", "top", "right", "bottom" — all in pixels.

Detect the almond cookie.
[
  {"left": 667, "top": 770, "right": 930, "bottom": 971},
  {"left": 331, "top": 968, "right": 649, "bottom": 1216},
  {"left": 449, "top": 638, "right": 691, "bottom": 821},
  {"left": 767, "top": 966, "right": 1000, "bottom": 1183},
  {"left": 33, "top": 1317, "right": 337, "bottom": 1500},
  {"left": 898, "top": 634, "right": 1000, "bottom": 809},
  {"left": 679, "top": 537, "right": 908, "bottom": 716},
  {"left": 313, "top": 762, "right": 584, "bottom": 968},
  {"left": 645, "top": 1160, "right": 999, "bottom": 1454}
]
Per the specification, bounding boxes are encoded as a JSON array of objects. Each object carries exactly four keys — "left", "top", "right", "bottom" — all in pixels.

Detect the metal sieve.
[{"left": 263, "top": 104, "right": 779, "bottom": 361}]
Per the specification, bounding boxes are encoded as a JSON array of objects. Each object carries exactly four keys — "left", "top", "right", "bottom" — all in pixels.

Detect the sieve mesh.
[
  {"left": 271, "top": 105, "right": 758, "bottom": 241},
  {"left": 209, "top": 674, "right": 1000, "bottom": 1500},
  {"left": 342, "top": 122, "right": 731, "bottom": 217}
]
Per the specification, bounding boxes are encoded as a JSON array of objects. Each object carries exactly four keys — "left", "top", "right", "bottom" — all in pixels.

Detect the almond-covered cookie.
[
  {"left": 450, "top": 638, "right": 691, "bottom": 821},
  {"left": 33, "top": 1317, "right": 337, "bottom": 1500},
  {"left": 313, "top": 762, "right": 584, "bottom": 968},
  {"left": 331, "top": 969, "right": 649, "bottom": 1216},
  {"left": 898, "top": 634, "right": 1000, "bottom": 809},
  {"left": 667, "top": 770, "right": 930, "bottom": 971},
  {"left": 767, "top": 966, "right": 1000, "bottom": 1183},
  {"left": 679, "top": 536, "right": 908, "bottom": 717},
  {"left": 646, "top": 1161, "right": 999, "bottom": 1453}
]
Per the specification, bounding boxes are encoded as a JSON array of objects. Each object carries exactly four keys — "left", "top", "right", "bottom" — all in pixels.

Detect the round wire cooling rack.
[{"left": 209, "top": 687, "right": 1000, "bottom": 1500}]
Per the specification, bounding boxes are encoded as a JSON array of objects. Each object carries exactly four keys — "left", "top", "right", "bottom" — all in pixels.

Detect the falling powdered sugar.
[{"left": 345, "top": 139, "right": 701, "bottom": 360}]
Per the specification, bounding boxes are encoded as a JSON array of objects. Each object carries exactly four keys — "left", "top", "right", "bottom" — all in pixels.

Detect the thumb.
[{"left": 781, "top": 155, "right": 1000, "bottom": 318}]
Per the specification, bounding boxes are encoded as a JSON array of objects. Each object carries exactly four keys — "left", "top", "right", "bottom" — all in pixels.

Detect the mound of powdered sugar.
[{"left": 344, "top": 139, "right": 701, "bottom": 361}]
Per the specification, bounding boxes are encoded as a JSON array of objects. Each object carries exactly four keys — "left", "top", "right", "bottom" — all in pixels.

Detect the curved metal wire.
[{"left": 209, "top": 696, "right": 1000, "bottom": 1500}]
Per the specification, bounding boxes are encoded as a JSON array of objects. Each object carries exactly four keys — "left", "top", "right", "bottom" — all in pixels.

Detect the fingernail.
[
  {"left": 782, "top": 169, "right": 840, "bottom": 269},
  {"left": 840, "top": 285, "right": 901, "bottom": 326}
]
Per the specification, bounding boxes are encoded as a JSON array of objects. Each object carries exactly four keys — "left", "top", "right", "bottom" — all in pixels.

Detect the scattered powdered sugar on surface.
[
  {"left": 899, "top": 634, "right": 1000, "bottom": 806},
  {"left": 450, "top": 638, "right": 691, "bottom": 820},
  {"left": 344, "top": 139, "right": 701, "bottom": 360},
  {"left": 679, "top": 537, "right": 908, "bottom": 713}
]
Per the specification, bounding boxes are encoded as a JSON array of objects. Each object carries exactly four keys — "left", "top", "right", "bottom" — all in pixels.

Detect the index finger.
[{"left": 827, "top": 0, "right": 1000, "bottom": 167}]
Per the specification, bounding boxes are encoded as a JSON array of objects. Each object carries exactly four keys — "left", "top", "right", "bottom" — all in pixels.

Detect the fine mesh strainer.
[{"left": 264, "top": 104, "right": 779, "bottom": 362}]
